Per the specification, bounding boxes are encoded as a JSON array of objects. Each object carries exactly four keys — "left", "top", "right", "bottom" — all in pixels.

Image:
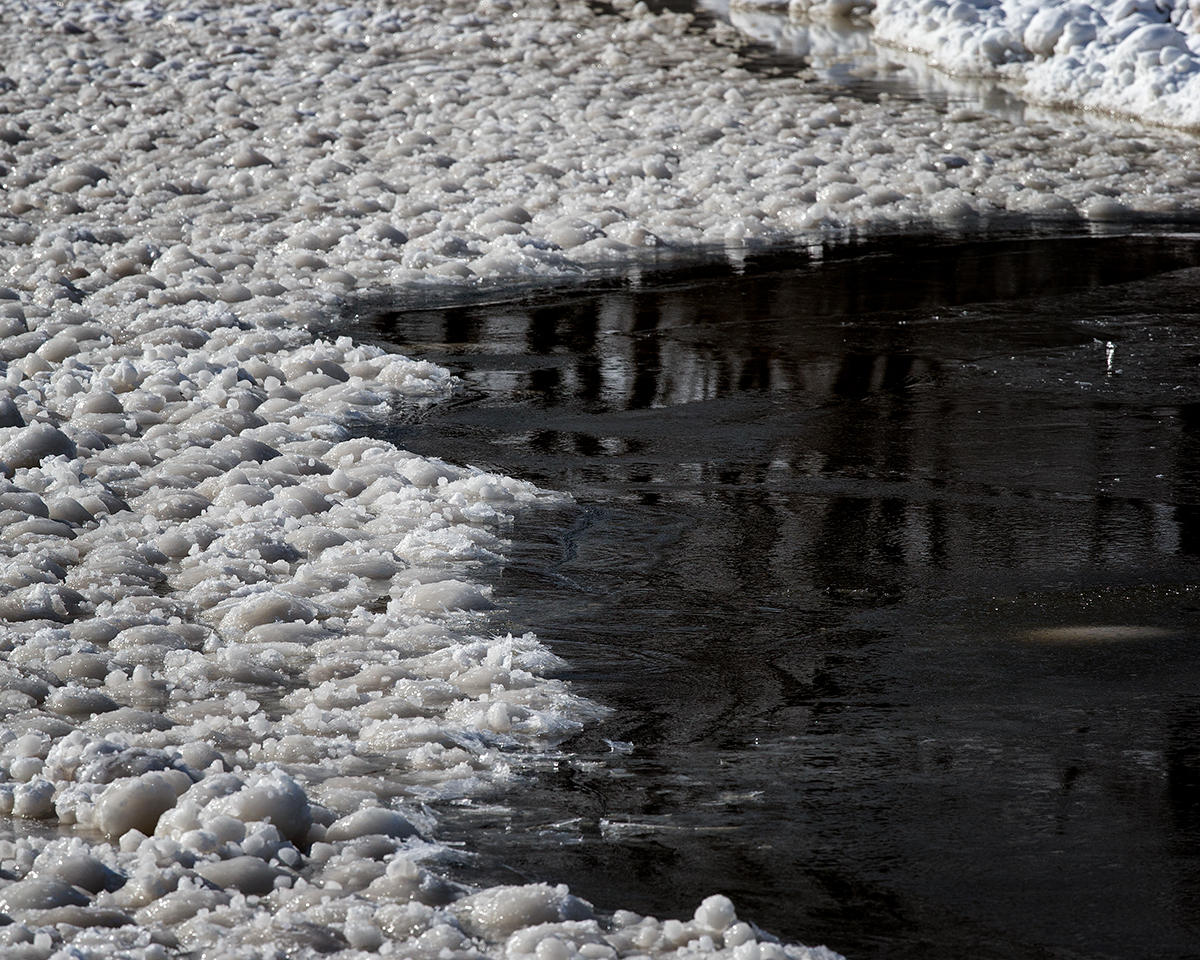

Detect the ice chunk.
[
  {"left": 694, "top": 894, "right": 738, "bottom": 933},
  {"left": 218, "top": 590, "right": 321, "bottom": 633},
  {"left": 455, "top": 884, "right": 594, "bottom": 940},
  {"left": 403, "top": 579, "right": 494, "bottom": 613},
  {"left": 30, "top": 851, "right": 125, "bottom": 894},
  {"left": 195, "top": 855, "right": 286, "bottom": 895},
  {"left": 96, "top": 772, "right": 180, "bottom": 840},
  {"left": 12, "top": 779, "right": 56, "bottom": 819},
  {"left": 0, "top": 423, "right": 76, "bottom": 470},
  {"left": 0, "top": 877, "right": 91, "bottom": 911},
  {"left": 204, "top": 770, "right": 312, "bottom": 843},
  {"left": 324, "top": 807, "right": 418, "bottom": 842}
]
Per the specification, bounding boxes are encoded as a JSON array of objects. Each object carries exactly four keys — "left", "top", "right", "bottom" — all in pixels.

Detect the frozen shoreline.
[
  {"left": 724, "top": 0, "right": 1200, "bottom": 131},
  {"left": 1, "top": 0, "right": 1200, "bottom": 957}
]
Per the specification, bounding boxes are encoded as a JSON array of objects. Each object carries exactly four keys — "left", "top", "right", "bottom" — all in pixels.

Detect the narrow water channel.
[{"left": 355, "top": 231, "right": 1200, "bottom": 960}]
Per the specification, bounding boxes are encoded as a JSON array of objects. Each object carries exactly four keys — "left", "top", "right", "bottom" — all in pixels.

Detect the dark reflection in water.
[{"left": 358, "top": 232, "right": 1200, "bottom": 960}]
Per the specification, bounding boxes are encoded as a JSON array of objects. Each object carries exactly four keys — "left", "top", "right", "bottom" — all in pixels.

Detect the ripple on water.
[{"left": 366, "top": 230, "right": 1200, "bottom": 960}]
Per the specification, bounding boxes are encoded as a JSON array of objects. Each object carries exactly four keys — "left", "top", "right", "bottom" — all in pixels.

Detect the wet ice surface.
[{"left": 365, "top": 231, "right": 1200, "bottom": 960}]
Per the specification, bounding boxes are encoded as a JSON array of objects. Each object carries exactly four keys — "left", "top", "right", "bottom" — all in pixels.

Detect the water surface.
[{"left": 357, "top": 231, "right": 1200, "bottom": 960}]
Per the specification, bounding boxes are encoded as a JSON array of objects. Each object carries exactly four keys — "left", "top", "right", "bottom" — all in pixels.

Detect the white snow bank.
[
  {"left": 875, "top": 0, "right": 1200, "bottom": 127},
  {"left": 727, "top": 0, "right": 1200, "bottom": 129}
]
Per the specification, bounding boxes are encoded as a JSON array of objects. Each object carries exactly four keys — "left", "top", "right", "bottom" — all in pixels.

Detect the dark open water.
[{"left": 357, "top": 231, "right": 1200, "bottom": 960}]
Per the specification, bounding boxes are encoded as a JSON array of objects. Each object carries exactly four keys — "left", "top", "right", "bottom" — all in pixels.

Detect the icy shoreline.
[
  {"left": 725, "top": 0, "right": 1200, "bottom": 131},
  {"left": 1, "top": 0, "right": 1200, "bottom": 957}
]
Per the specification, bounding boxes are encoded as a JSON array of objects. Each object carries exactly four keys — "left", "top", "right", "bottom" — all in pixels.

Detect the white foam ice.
[
  {"left": 726, "top": 0, "right": 1200, "bottom": 129},
  {"left": 0, "top": 0, "right": 1199, "bottom": 957},
  {"left": 877, "top": 0, "right": 1200, "bottom": 128}
]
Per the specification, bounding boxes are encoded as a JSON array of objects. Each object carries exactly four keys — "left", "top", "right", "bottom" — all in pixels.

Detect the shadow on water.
[{"left": 353, "top": 231, "right": 1200, "bottom": 960}]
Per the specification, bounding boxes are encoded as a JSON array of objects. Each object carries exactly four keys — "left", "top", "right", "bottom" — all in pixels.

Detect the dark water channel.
[{"left": 359, "top": 232, "right": 1200, "bottom": 960}]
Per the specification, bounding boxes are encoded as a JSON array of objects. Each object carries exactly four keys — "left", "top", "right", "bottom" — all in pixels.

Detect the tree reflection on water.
[{"left": 361, "top": 231, "right": 1200, "bottom": 960}]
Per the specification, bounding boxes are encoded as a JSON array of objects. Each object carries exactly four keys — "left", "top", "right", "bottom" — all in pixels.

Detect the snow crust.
[
  {"left": 729, "top": 0, "right": 1200, "bottom": 129},
  {"left": 1, "top": 0, "right": 1199, "bottom": 957}
]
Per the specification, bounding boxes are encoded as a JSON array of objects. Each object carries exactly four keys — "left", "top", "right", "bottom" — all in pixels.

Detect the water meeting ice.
[
  {"left": 0, "top": 0, "right": 1199, "bottom": 957},
  {"left": 726, "top": 0, "right": 1200, "bottom": 128}
]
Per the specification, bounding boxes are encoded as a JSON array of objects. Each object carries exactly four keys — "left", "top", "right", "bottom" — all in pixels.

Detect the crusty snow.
[
  {"left": 0, "top": 0, "right": 1198, "bottom": 958},
  {"left": 728, "top": 0, "right": 1200, "bottom": 129}
]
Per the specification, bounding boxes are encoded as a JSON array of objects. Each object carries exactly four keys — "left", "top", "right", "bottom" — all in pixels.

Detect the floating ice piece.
[
  {"left": 403, "top": 578, "right": 495, "bottom": 613},
  {"left": 325, "top": 807, "right": 419, "bottom": 842},
  {"left": 95, "top": 772, "right": 180, "bottom": 840},
  {"left": 202, "top": 770, "right": 312, "bottom": 844},
  {"left": 12, "top": 778, "right": 57, "bottom": 818},
  {"left": 29, "top": 850, "right": 125, "bottom": 894},
  {"left": 455, "top": 884, "right": 595, "bottom": 940},
  {"left": 0, "top": 876, "right": 91, "bottom": 911},
  {"left": 195, "top": 855, "right": 287, "bottom": 895},
  {"left": 0, "top": 423, "right": 76, "bottom": 470}
]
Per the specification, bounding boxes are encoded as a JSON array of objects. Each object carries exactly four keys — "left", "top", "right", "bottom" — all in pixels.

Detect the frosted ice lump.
[{"left": 0, "top": 0, "right": 1199, "bottom": 957}]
